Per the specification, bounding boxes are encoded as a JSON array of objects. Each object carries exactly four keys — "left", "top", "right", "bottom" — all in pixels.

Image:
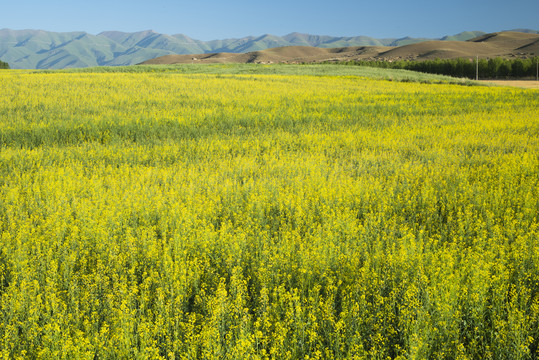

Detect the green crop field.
[{"left": 0, "top": 65, "right": 538, "bottom": 359}]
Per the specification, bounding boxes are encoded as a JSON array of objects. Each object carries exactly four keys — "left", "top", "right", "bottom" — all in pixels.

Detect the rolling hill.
[
  {"left": 1, "top": 29, "right": 537, "bottom": 69},
  {"left": 141, "top": 31, "right": 539, "bottom": 65}
]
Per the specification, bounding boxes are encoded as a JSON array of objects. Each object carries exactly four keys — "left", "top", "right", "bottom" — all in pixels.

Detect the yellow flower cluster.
[{"left": 0, "top": 70, "right": 538, "bottom": 359}]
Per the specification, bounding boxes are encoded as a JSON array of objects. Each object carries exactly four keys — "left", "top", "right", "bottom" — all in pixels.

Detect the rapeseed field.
[{"left": 0, "top": 68, "right": 538, "bottom": 359}]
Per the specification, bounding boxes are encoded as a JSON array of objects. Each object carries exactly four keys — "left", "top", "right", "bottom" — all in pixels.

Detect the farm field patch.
[{"left": 480, "top": 80, "right": 539, "bottom": 89}]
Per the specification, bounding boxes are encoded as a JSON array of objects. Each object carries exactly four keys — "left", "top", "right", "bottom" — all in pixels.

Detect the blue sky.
[{"left": 2, "top": 0, "right": 538, "bottom": 40}]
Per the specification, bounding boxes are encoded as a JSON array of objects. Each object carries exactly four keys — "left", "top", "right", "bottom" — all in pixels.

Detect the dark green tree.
[
  {"left": 511, "top": 59, "right": 525, "bottom": 78},
  {"left": 498, "top": 60, "right": 511, "bottom": 78},
  {"left": 477, "top": 59, "right": 489, "bottom": 79},
  {"left": 487, "top": 58, "right": 503, "bottom": 78}
]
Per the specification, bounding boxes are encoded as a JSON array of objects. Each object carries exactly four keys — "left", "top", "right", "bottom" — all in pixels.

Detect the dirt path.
[{"left": 479, "top": 80, "right": 539, "bottom": 89}]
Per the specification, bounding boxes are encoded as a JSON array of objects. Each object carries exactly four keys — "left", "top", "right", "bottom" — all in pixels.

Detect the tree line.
[
  {"left": 0, "top": 60, "right": 9, "bottom": 69},
  {"left": 327, "top": 57, "right": 539, "bottom": 79}
]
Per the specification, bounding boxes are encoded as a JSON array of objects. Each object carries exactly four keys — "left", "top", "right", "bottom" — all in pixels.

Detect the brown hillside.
[
  {"left": 516, "top": 39, "right": 539, "bottom": 54},
  {"left": 140, "top": 31, "right": 539, "bottom": 65},
  {"left": 377, "top": 41, "right": 498, "bottom": 60},
  {"left": 470, "top": 31, "right": 538, "bottom": 44}
]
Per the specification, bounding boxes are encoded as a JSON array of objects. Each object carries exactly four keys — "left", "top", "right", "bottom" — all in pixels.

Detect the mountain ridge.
[
  {"left": 1, "top": 28, "right": 538, "bottom": 69},
  {"left": 141, "top": 32, "right": 539, "bottom": 66}
]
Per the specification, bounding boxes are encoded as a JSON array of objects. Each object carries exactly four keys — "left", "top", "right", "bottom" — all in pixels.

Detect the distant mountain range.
[{"left": 1, "top": 29, "right": 538, "bottom": 69}]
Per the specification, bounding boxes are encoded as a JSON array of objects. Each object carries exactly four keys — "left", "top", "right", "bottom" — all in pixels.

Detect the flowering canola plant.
[{"left": 0, "top": 70, "right": 538, "bottom": 359}]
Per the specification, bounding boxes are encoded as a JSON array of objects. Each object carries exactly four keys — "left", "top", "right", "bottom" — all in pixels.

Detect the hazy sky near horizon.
[{"left": 2, "top": 0, "right": 538, "bottom": 40}]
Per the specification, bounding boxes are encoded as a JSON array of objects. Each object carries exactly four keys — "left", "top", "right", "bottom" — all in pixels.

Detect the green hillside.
[
  {"left": 100, "top": 31, "right": 208, "bottom": 55},
  {"left": 389, "top": 36, "right": 432, "bottom": 46},
  {"left": 0, "top": 29, "right": 127, "bottom": 69},
  {"left": 441, "top": 30, "right": 486, "bottom": 41}
]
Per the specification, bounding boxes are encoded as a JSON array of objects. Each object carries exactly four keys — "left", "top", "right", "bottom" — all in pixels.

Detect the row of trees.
[
  {"left": 332, "top": 57, "right": 539, "bottom": 79},
  {"left": 0, "top": 60, "right": 9, "bottom": 69}
]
